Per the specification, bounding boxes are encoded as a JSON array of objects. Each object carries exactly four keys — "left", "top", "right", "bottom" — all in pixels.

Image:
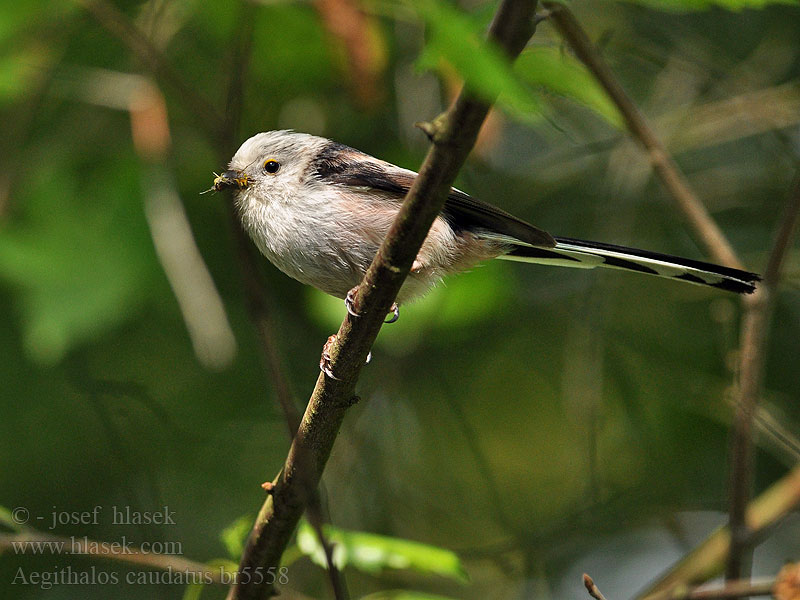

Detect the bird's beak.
[{"left": 212, "top": 170, "right": 250, "bottom": 192}]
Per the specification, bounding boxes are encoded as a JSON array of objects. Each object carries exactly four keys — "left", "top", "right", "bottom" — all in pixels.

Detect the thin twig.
[
  {"left": 440, "top": 386, "right": 517, "bottom": 533},
  {"left": 684, "top": 578, "right": 774, "bottom": 599},
  {"left": 80, "top": 0, "right": 304, "bottom": 459},
  {"left": 584, "top": 573, "right": 610, "bottom": 600},
  {"left": 226, "top": 2, "right": 541, "bottom": 598},
  {"left": 542, "top": 2, "right": 743, "bottom": 270},
  {"left": 303, "top": 511, "right": 349, "bottom": 600},
  {"left": 726, "top": 174, "right": 800, "bottom": 580},
  {"left": 762, "top": 176, "right": 800, "bottom": 288}
]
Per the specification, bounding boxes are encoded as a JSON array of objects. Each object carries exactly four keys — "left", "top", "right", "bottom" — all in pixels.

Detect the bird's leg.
[
  {"left": 319, "top": 334, "right": 339, "bottom": 380},
  {"left": 376, "top": 259, "right": 422, "bottom": 325}
]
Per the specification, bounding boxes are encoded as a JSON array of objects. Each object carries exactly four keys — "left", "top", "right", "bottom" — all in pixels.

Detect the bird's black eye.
[{"left": 263, "top": 159, "right": 280, "bottom": 174}]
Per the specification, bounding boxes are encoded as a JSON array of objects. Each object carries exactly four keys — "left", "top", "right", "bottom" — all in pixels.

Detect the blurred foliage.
[
  {"left": 1, "top": 0, "right": 799, "bottom": 598},
  {"left": 292, "top": 519, "right": 469, "bottom": 582}
]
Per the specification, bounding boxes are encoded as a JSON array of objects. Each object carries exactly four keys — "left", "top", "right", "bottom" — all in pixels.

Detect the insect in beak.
[{"left": 201, "top": 170, "right": 251, "bottom": 194}]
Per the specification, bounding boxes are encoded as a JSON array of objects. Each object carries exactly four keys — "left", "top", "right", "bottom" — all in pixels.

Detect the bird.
[{"left": 212, "top": 130, "right": 759, "bottom": 318}]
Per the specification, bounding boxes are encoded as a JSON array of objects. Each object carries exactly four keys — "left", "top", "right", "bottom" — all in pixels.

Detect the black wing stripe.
[
  {"left": 441, "top": 190, "right": 556, "bottom": 248},
  {"left": 311, "top": 141, "right": 556, "bottom": 248},
  {"left": 674, "top": 273, "right": 708, "bottom": 285},
  {"left": 710, "top": 279, "right": 756, "bottom": 294},
  {"left": 506, "top": 246, "right": 583, "bottom": 262},
  {"left": 600, "top": 255, "right": 660, "bottom": 275},
  {"left": 311, "top": 142, "right": 408, "bottom": 194}
]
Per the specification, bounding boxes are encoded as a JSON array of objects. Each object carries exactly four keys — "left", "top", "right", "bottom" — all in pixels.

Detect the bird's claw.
[
  {"left": 384, "top": 303, "right": 400, "bottom": 324},
  {"left": 320, "top": 335, "right": 340, "bottom": 380},
  {"left": 344, "top": 287, "right": 360, "bottom": 318},
  {"left": 320, "top": 335, "right": 373, "bottom": 378},
  {"left": 346, "top": 288, "right": 399, "bottom": 324}
]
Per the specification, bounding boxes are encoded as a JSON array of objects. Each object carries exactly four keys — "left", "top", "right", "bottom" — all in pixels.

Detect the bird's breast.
[{"left": 235, "top": 188, "right": 374, "bottom": 298}]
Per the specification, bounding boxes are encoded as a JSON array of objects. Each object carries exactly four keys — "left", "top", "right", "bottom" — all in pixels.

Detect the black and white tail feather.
[
  {"left": 432, "top": 173, "right": 759, "bottom": 295},
  {"left": 502, "top": 237, "right": 759, "bottom": 294}
]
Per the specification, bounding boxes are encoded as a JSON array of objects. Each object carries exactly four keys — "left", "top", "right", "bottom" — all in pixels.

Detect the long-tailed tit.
[{"left": 213, "top": 130, "right": 759, "bottom": 315}]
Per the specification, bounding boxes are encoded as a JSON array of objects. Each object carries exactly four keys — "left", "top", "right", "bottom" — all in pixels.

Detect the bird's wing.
[
  {"left": 441, "top": 186, "right": 555, "bottom": 247},
  {"left": 310, "top": 142, "right": 555, "bottom": 248}
]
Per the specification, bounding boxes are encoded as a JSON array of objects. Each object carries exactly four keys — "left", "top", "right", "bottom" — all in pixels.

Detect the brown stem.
[
  {"left": 542, "top": 2, "right": 743, "bottom": 270},
  {"left": 584, "top": 573, "right": 610, "bottom": 600},
  {"left": 226, "top": 2, "right": 540, "bottom": 598},
  {"left": 684, "top": 578, "right": 774, "bottom": 599},
  {"left": 726, "top": 175, "right": 800, "bottom": 580}
]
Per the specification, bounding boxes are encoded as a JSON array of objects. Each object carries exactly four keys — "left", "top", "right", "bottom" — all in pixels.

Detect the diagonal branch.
[
  {"left": 542, "top": 2, "right": 743, "bottom": 271},
  {"left": 226, "top": 1, "right": 541, "bottom": 598}
]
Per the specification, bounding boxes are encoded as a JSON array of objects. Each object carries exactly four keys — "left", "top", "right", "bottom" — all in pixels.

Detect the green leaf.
[
  {"left": 411, "top": 0, "right": 543, "bottom": 120},
  {"left": 296, "top": 519, "right": 469, "bottom": 583},
  {"left": 220, "top": 515, "right": 254, "bottom": 560},
  {"left": 181, "top": 559, "right": 237, "bottom": 600},
  {"left": 514, "top": 47, "right": 624, "bottom": 128},
  {"left": 618, "top": 0, "right": 799, "bottom": 11},
  {"left": 181, "top": 582, "right": 205, "bottom": 600}
]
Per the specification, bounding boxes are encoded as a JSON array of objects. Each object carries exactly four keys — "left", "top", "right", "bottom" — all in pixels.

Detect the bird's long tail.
[{"left": 501, "top": 236, "right": 760, "bottom": 294}]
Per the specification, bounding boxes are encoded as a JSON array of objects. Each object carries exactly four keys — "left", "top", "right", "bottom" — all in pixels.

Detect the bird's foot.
[
  {"left": 344, "top": 287, "right": 360, "bottom": 317},
  {"left": 385, "top": 303, "right": 400, "bottom": 324},
  {"left": 320, "top": 335, "right": 373, "bottom": 379},
  {"left": 320, "top": 335, "right": 340, "bottom": 380},
  {"left": 346, "top": 287, "right": 399, "bottom": 324}
]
